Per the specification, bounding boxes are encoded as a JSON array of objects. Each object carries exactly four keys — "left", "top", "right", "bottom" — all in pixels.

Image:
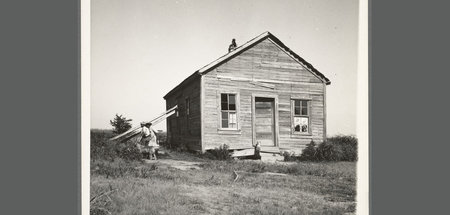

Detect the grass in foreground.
[{"left": 91, "top": 151, "right": 356, "bottom": 215}]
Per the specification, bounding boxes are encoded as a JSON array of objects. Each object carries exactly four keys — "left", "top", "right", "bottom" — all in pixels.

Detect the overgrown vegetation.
[
  {"left": 201, "top": 144, "right": 231, "bottom": 160},
  {"left": 283, "top": 135, "right": 358, "bottom": 162},
  {"left": 91, "top": 158, "right": 356, "bottom": 214},
  {"left": 91, "top": 159, "right": 158, "bottom": 179},
  {"left": 91, "top": 130, "right": 357, "bottom": 214},
  {"left": 90, "top": 130, "right": 142, "bottom": 162}
]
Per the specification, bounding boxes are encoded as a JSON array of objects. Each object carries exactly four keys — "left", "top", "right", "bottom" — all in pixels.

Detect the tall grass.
[
  {"left": 91, "top": 159, "right": 356, "bottom": 214},
  {"left": 91, "top": 130, "right": 142, "bottom": 162},
  {"left": 90, "top": 130, "right": 357, "bottom": 214}
]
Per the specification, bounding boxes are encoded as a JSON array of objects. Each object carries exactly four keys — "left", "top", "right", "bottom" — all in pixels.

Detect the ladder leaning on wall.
[{"left": 109, "top": 105, "right": 178, "bottom": 142}]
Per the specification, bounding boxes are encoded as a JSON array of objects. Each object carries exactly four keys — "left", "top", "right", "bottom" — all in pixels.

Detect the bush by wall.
[
  {"left": 326, "top": 135, "right": 358, "bottom": 161},
  {"left": 299, "top": 140, "right": 318, "bottom": 161},
  {"left": 203, "top": 144, "right": 231, "bottom": 160},
  {"left": 290, "top": 135, "right": 358, "bottom": 162}
]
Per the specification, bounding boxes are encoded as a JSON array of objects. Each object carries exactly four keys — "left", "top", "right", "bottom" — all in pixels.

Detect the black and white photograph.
[{"left": 83, "top": 0, "right": 368, "bottom": 214}]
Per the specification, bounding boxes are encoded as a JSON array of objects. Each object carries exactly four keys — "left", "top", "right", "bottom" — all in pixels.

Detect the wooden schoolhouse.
[{"left": 163, "top": 32, "right": 330, "bottom": 154}]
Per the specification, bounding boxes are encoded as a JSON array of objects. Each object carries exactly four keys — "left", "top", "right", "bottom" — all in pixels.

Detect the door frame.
[{"left": 252, "top": 93, "right": 279, "bottom": 147}]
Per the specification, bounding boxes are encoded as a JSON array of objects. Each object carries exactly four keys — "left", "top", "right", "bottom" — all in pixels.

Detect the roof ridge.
[
  {"left": 164, "top": 31, "right": 330, "bottom": 99},
  {"left": 197, "top": 31, "right": 271, "bottom": 74}
]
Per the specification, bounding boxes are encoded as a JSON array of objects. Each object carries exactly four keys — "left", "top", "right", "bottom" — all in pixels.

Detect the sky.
[{"left": 91, "top": 0, "right": 359, "bottom": 136}]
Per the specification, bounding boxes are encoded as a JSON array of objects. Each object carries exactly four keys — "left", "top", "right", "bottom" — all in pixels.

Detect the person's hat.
[
  {"left": 145, "top": 122, "right": 152, "bottom": 126},
  {"left": 140, "top": 122, "right": 146, "bottom": 126}
]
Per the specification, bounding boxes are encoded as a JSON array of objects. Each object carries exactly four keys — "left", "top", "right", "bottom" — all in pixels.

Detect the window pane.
[
  {"left": 293, "top": 117, "right": 309, "bottom": 133},
  {"left": 221, "top": 94, "right": 228, "bottom": 103},
  {"left": 294, "top": 122, "right": 300, "bottom": 131},
  {"left": 229, "top": 112, "right": 236, "bottom": 128},
  {"left": 229, "top": 95, "right": 236, "bottom": 110},
  {"left": 301, "top": 105, "right": 308, "bottom": 115},
  {"left": 294, "top": 106, "right": 300, "bottom": 115},
  {"left": 229, "top": 94, "right": 235, "bottom": 104},
  {"left": 221, "top": 94, "right": 228, "bottom": 110},
  {"left": 222, "top": 112, "right": 228, "bottom": 128},
  {"left": 301, "top": 100, "right": 308, "bottom": 107},
  {"left": 229, "top": 104, "right": 236, "bottom": 110},
  {"left": 294, "top": 100, "right": 300, "bottom": 115},
  {"left": 301, "top": 101, "right": 308, "bottom": 115},
  {"left": 221, "top": 103, "right": 228, "bottom": 110},
  {"left": 229, "top": 112, "right": 236, "bottom": 124},
  {"left": 222, "top": 120, "right": 228, "bottom": 128}
]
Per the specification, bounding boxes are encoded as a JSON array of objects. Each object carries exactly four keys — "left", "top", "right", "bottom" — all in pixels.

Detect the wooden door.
[{"left": 255, "top": 97, "right": 275, "bottom": 146}]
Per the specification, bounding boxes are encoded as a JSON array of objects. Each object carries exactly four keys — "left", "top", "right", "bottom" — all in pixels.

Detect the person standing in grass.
[{"left": 140, "top": 122, "right": 158, "bottom": 160}]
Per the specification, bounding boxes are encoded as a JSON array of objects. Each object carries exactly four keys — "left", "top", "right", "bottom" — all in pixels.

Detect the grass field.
[{"left": 90, "top": 150, "right": 356, "bottom": 215}]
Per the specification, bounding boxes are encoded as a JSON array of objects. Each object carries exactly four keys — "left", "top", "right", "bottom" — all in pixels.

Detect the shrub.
[
  {"left": 315, "top": 141, "right": 344, "bottom": 161},
  {"left": 114, "top": 142, "right": 143, "bottom": 161},
  {"left": 91, "top": 130, "right": 115, "bottom": 161},
  {"left": 327, "top": 135, "right": 358, "bottom": 161},
  {"left": 299, "top": 140, "right": 318, "bottom": 161},
  {"left": 295, "top": 136, "right": 358, "bottom": 162},
  {"left": 283, "top": 151, "right": 300, "bottom": 162},
  {"left": 203, "top": 144, "right": 231, "bottom": 160}
]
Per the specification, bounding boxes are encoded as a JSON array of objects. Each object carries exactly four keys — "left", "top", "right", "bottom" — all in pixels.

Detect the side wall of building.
[
  {"left": 165, "top": 78, "right": 202, "bottom": 151},
  {"left": 202, "top": 38, "right": 326, "bottom": 154}
]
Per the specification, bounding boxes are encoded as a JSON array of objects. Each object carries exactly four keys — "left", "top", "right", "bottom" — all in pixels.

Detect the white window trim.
[
  {"left": 217, "top": 91, "right": 241, "bottom": 133},
  {"left": 291, "top": 98, "right": 312, "bottom": 136}
]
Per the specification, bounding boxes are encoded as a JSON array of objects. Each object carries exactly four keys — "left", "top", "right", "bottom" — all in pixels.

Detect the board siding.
[
  {"left": 202, "top": 38, "right": 326, "bottom": 154},
  {"left": 165, "top": 78, "right": 202, "bottom": 151}
]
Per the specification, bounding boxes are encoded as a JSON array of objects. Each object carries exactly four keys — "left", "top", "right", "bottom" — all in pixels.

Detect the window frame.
[
  {"left": 185, "top": 97, "right": 190, "bottom": 133},
  {"left": 217, "top": 92, "right": 241, "bottom": 133},
  {"left": 185, "top": 97, "right": 190, "bottom": 116},
  {"left": 291, "top": 98, "right": 312, "bottom": 135}
]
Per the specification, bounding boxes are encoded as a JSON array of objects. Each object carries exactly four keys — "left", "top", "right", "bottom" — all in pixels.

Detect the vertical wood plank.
[{"left": 200, "top": 75, "right": 205, "bottom": 152}]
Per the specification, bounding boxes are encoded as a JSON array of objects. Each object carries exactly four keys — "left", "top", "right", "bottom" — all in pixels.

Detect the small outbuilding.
[{"left": 163, "top": 32, "right": 330, "bottom": 154}]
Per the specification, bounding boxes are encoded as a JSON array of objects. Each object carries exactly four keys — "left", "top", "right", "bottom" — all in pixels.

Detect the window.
[
  {"left": 292, "top": 100, "right": 310, "bottom": 134},
  {"left": 186, "top": 97, "right": 190, "bottom": 133},
  {"left": 185, "top": 98, "right": 190, "bottom": 116},
  {"left": 221, "top": 93, "right": 237, "bottom": 129}
]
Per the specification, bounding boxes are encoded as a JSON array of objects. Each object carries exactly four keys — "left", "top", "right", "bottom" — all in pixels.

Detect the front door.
[{"left": 255, "top": 97, "right": 276, "bottom": 147}]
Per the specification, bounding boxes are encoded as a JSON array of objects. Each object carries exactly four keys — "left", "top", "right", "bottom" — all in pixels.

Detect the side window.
[
  {"left": 221, "top": 93, "right": 237, "bottom": 129},
  {"left": 292, "top": 100, "right": 310, "bottom": 134},
  {"left": 186, "top": 98, "right": 190, "bottom": 116},
  {"left": 186, "top": 97, "right": 190, "bottom": 133}
]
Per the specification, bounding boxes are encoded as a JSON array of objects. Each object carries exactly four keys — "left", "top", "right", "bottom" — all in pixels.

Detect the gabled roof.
[{"left": 164, "top": 31, "right": 330, "bottom": 99}]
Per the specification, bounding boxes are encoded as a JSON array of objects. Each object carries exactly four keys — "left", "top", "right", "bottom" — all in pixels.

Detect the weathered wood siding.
[
  {"left": 165, "top": 78, "right": 202, "bottom": 151},
  {"left": 202, "top": 38, "right": 326, "bottom": 154}
]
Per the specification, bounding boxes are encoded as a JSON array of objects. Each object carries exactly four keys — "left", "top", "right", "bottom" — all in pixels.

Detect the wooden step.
[
  {"left": 231, "top": 149, "right": 255, "bottom": 157},
  {"left": 259, "top": 146, "right": 280, "bottom": 154}
]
